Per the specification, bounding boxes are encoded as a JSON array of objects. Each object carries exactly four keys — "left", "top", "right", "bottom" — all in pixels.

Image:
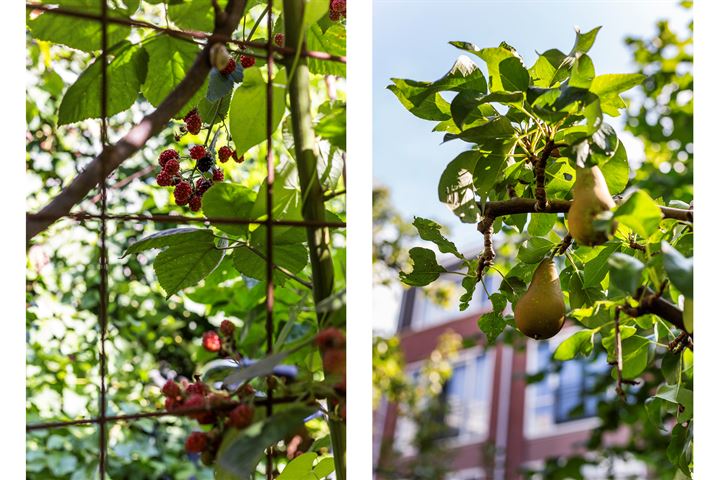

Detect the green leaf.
[
  {"left": 478, "top": 311, "right": 506, "bottom": 344},
  {"left": 315, "top": 102, "right": 346, "bottom": 150},
  {"left": 450, "top": 43, "right": 518, "bottom": 92},
  {"left": 613, "top": 190, "right": 663, "bottom": 238},
  {"left": 217, "top": 407, "right": 317, "bottom": 478},
  {"left": 667, "top": 424, "right": 692, "bottom": 475},
  {"left": 569, "top": 54, "right": 595, "bottom": 89},
  {"left": 223, "top": 344, "right": 305, "bottom": 387},
  {"left": 553, "top": 329, "right": 595, "bottom": 361},
  {"left": 307, "top": 24, "right": 346, "bottom": 77},
  {"left": 612, "top": 335, "right": 650, "bottom": 379},
  {"left": 590, "top": 123, "right": 618, "bottom": 157},
  {"left": 168, "top": 0, "right": 225, "bottom": 33},
  {"left": 400, "top": 247, "right": 446, "bottom": 287},
  {"left": 412, "top": 217, "right": 462, "bottom": 258},
  {"left": 608, "top": 253, "right": 645, "bottom": 294},
  {"left": 201, "top": 183, "right": 257, "bottom": 237},
  {"left": 528, "top": 213, "right": 556, "bottom": 236},
  {"left": 449, "top": 116, "right": 515, "bottom": 143},
  {"left": 123, "top": 227, "right": 213, "bottom": 256},
  {"left": 662, "top": 241, "right": 693, "bottom": 298},
  {"left": 583, "top": 242, "right": 621, "bottom": 287},
  {"left": 570, "top": 26, "right": 602, "bottom": 57},
  {"left": 474, "top": 140, "right": 514, "bottom": 200},
  {"left": 154, "top": 236, "right": 226, "bottom": 298},
  {"left": 231, "top": 243, "right": 308, "bottom": 285},
  {"left": 277, "top": 452, "right": 318, "bottom": 480},
  {"left": 141, "top": 34, "right": 202, "bottom": 108},
  {"left": 198, "top": 94, "right": 231, "bottom": 127},
  {"left": 313, "top": 457, "right": 336, "bottom": 478},
  {"left": 600, "top": 141, "right": 629, "bottom": 195},
  {"left": 450, "top": 91, "right": 520, "bottom": 128},
  {"left": 518, "top": 237, "right": 554, "bottom": 264},
  {"left": 459, "top": 273, "right": 478, "bottom": 312},
  {"left": 529, "top": 49, "right": 567, "bottom": 87},
  {"left": 438, "top": 150, "right": 481, "bottom": 223},
  {"left": 207, "top": 67, "right": 241, "bottom": 102},
  {"left": 590, "top": 73, "right": 645, "bottom": 98},
  {"left": 229, "top": 67, "right": 287, "bottom": 155},
  {"left": 499, "top": 57, "right": 530, "bottom": 92},
  {"left": 58, "top": 42, "right": 147, "bottom": 125}
]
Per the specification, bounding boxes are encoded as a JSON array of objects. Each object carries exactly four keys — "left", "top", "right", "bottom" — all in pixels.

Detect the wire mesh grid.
[{"left": 25, "top": 1, "right": 346, "bottom": 478}]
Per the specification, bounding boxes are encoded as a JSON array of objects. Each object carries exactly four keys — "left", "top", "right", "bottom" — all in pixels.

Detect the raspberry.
[
  {"left": 315, "top": 328, "right": 346, "bottom": 350},
  {"left": 227, "top": 404, "right": 254, "bottom": 429},
  {"left": 159, "top": 149, "right": 179, "bottom": 167},
  {"left": 218, "top": 146, "right": 233, "bottom": 163},
  {"left": 156, "top": 171, "right": 173, "bottom": 187},
  {"left": 203, "top": 331, "right": 221, "bottom": 352},
  {"left": 162, "top": 158, "right": 180, "bottom": 176},
  {"left": 186, "top": 381, "right": 210, "bottom": 396},
  {"left": 330, "top": 0, "right": 346, "bottom": 14},
  {"left": 212, "top": 169, "right": 224, "bottom": 182},
  {"left": 185, "top": 431, "right": 207, "bottom": 454},
  {"left": 233, "top": 152, "right": 244, "bottom": 163},
  {"left": 184, "top": 393, "right": 210, "bottom": 421},
  {"left": 174, "top": 181, "right": 192, "bottom": 205},
  {"left": 197, "top": 155, "right": 214, "bottom": 173},
  {"left": 220, "top": 58, "right": 236, "bottom": 76},
  {"left": 161, "top": 379, "right": 181, "bottom": 398},
  {"left": 274, "top": 33, "right": 285, "bottom": 47},
  {"left": 329, "top": 10, "right": 341, "bottom": 21},
  {"left": 220, "top": 320, "right": 235, "bottom": 336},
  {"left": 164, "top": 396, "right": 180, "bottom": 412},
  {"left": 189, "top": 195, "right": 202, "bottom": 212},
  {"left": 185, "top": 114, "right": 202, "bottom": 135},
  {"left": 322, "top": 349, "right": 346, "bottom": 375},
  {"left": 195, "top": 178, "right": 213, "bottom": 195},
  {"left": 189, "top": 145, "right": 207, "bottom": 160},
  {"left": 207, "top": 393, "right": 231, "bottom": 409},
  {"left": 184, "top": 108, "right": 198, "bottom": 122},
  {"left": 240, "top": 55, "right": 255, "bottom": 69}
]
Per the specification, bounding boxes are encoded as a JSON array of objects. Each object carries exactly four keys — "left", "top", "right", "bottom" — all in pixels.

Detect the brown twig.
[
  {"left": 475, "top": 219, "right": 495, "bottom": 281},
  {"left": 552, "top": 233, "right": 573, "bottom": 257}
]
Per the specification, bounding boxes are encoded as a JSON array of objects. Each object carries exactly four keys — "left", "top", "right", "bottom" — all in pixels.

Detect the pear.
[
  {"left": 514, "top": 258, "right": 566, "bottom": 340},
  {"left": 567, "top": 166, "right": 617, "bottom": 246}
]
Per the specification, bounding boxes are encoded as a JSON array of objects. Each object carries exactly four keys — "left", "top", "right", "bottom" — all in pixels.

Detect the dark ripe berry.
[
  {"left": 163, "top": 158, "right": 180, "bottom": 176},
  {"left": 164, "top": 396, "right": 180, "bottom": 412},
  {"left": 330, "top": 0, "right": 346, "bottom": 14},
  {"left": 274, "top": 33, "right": 285, "bottom": 47},
  {"left": 329, "top": 10, "right": 341, "bottom": 21},
  {"left": 174, "top": 181, "right": 192, "bottom": 205},
  {"left": 161, "top": 379, "right": 182, "bottom": 398},
  {"left": 207, "top": 392, "right": 231, "bottom": 409},
  {"left": 218, "top": 146, "right": 233, "bottom": 163},
  {"left": 227, "top": 404, "right": 254, "bottom": 429},
  {"left": 212, "top": 169, "right": 224, "bottom": 182},
  {"left": 185, "top": 431, "right": 208, "bottom": 454},
  {"left": 156, "top": 172, "right": 173, "bottom": 187},
  {"left": 322, "top": 349, "right": 346, "bottom": 375},
  {"left": 240, "top": 55, "right": 255, "bottom": 69},
  {"left": 220, "top": 58, "right": 236, "bottom": 76},
  {"left": 203, "top": 331, "right": 221, "bottom": 352},
  {"left": 195, "top": 178, "right": 213, "bottom": 195},
  {"left": 233, "top": 152, "right": 244, "bottom": 163},
  {"left": 184, "top": 108, "right": 198, "bottom": 122},
  {"left": 315, "top": 327, "right": 346, "bottom": 350},
  {"left": 159, "top": 149, "right": 179, "bottom": 167},
  {"left": 197, "top": 155, "right": 214, "bottom": 173},
  {"left": 186, "top": 381, "right": 210, "bottom": 396},
  {"left": 220, "top": 319, "right": 235, "bottom": 336},
  {"left": 184, "top": 393, "right": 209, "bottom": 421},
  {"left": 189, "top": 145, "right": 207, "bottom": 160},
  {"left": 185, "top": 114, "right": 202, "bottom": 135},
  {"left": 189, "top": 195, "right": 202, "bottom": 212}
]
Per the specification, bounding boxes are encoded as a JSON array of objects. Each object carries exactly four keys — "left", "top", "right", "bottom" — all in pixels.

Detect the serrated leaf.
[
  {"left": 412, "top": 217, "right": 462, "bottom": 258},
  {"left": 154, "top": 237, "right": 225, "bottom": 298},
  {"left": 478, "top": 311, "right": 506, "bottom": 344},
  {"left": 141, "top": 34, "right": 202, "bottom": 108},
  {"left": 123, "top": 228, "right": 213, "bottom": 256},
  {"left": 399, "top": 247, "right": 446, "bottom": 287},
  {"left": 202, "top": 183, "right": 257, "bottom": 237},
  {"left": 307, "top": 23, "right": 346, "bottom": 77},
  {"left": 223, "top": 344, "right": 304, "bottom": 387},
  {"left": 553, "top": 329, "right": 595, "bottom": 361},
  {"left": 459, "top": 273, "right": 478, "bottom": 312}
]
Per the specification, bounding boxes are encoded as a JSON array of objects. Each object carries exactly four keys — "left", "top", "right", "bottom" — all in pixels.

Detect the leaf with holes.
[{"left": 400, "top": 247, "right": 447, "bottom": 287}]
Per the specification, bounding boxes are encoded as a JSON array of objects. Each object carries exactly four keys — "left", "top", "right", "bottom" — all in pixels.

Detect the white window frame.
[
  {"left": 447, "top": 467, "right": 486, "bottom": 480},
  {"left": 394, "top": 346, "right": 495, "bottom": 456},
  {"left": 524, "top": 327, "right": 601, "bottom": 439}
]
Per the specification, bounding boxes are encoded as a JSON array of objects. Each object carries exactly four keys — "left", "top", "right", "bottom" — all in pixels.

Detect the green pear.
[
  {"left": 514, "top": 258, "right": 566, "bottom": 340},
  {"left": 567, "top": 166, "right": 617, "bottom": 246}
]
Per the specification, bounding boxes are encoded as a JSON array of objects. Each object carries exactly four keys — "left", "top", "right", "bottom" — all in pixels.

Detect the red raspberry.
[
  {"left": 161, "top": 379, "right": 181, "bottom": 398},
  {"left": 159, "top": 149, "right": 179, "bottom": 167},
  {"left": 189, "top": 145, "right": 207, "bottom": 160},
  {"left": 195, "top": 178, "right": 213, "bottom": 195},
  {"left": 315, "top": 328, "right": 346, "bottom": 350},
  {"left": 330, "top": 0, "right": 346, "bottom": 14},
  {"left": 220, "top": 320, "right": 235, "bottom": 336},
  {"left": 274, "top": 33, "right": 285, "bottom": 47},
  {"left": 174, "top": 181, "right": 192, "bottom": 205},
  {"left": 233, "top": 152, "right": 244, "bottom": 163},
  {"left": 322, "top": 349, "right": 346, "bottom": 375},
  {"left": 164, "top": 396, "right": 180, "bottom": 412},
  {"left": 156, "top": 171, "right": 173, "bottom": 187},
  {"left": 212, "top": 169, "right": 224, "bottom": 182},
  {"left": 185, "top": 114, "right": 202, "bottom": 135},
  {"left": 218, "top": 146, "right": 233, "bottom": 163},
  {"left": 185, "top": 431, "right": 208, "bottom": 454},
  {"left": 184, "top": 393, "right": 209, "bottom": 421},
  {"left": 203, "top": 331, "right": 221, "bottom": 352},
  {"left": 220, "top": 58, "right": 236, "bottom": 75},
  {"left": 329, "top": 10, "right": 341, "bottom": 21},
  {"left": 189, "top": 195, "right": 202, "bottom": 212},
  {"left": 184, "top": 108, "right": 199, "bottom": 122},
  {"left": 240, "top": 55, "right": 255, "bottom": 69},
  {"left": 227, "top": 404, "right": 254, "bottom": 429},
  {"left": 162, "top": 158, "right": 180, "bottom": 176},
  {"left": 186, "top": 382, "right": 209, "bottom": 396}
]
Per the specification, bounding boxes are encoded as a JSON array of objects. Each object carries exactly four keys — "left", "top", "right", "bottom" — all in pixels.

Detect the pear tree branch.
[
  {"left": 26, "top": 0, "right": 249, "bottom": 244},
  {"left": 533, "top": 139, "right": 555, "bottom": 211}
]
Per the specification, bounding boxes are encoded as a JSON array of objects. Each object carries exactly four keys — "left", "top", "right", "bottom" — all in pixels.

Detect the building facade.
[{"left": 374, "top": 267, "right": 646, "bottom": 479}]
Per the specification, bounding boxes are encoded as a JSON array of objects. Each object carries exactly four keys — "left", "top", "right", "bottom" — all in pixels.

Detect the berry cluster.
[
  {"left": 274, "top": 33, "right": 285, "bottom": 47},
  {"left": 329, "top": 0, "right": 346, "bottom": 21},
  {"left": 202, "top": 319, "right": 239, "bottom": 356},
  {"left": 315, "top": 327, "right": 346, "bottom": 421},
  {"left": 240, "top": 54, "right": 256, "bottom": 69},
  {"left": 160, "top": 320, "right": 260, "bottom": 465}
]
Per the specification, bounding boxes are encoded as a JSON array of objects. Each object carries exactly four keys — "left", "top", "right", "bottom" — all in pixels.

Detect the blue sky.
[{"left": 372, "top": 0, "right": 692, "bottom": 333}]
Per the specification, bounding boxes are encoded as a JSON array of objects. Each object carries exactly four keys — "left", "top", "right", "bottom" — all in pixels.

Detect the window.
[
  {"left": 394, "top": 349, "right": 494, "bottom": 456},
  {"left": 525, "top": 332, "right": 606, "bottom": 438}
]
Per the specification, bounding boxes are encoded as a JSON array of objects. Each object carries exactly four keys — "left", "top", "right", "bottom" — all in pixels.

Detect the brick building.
[{"left": 374, "top": 259, "right": 647, "bottom": 479}]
